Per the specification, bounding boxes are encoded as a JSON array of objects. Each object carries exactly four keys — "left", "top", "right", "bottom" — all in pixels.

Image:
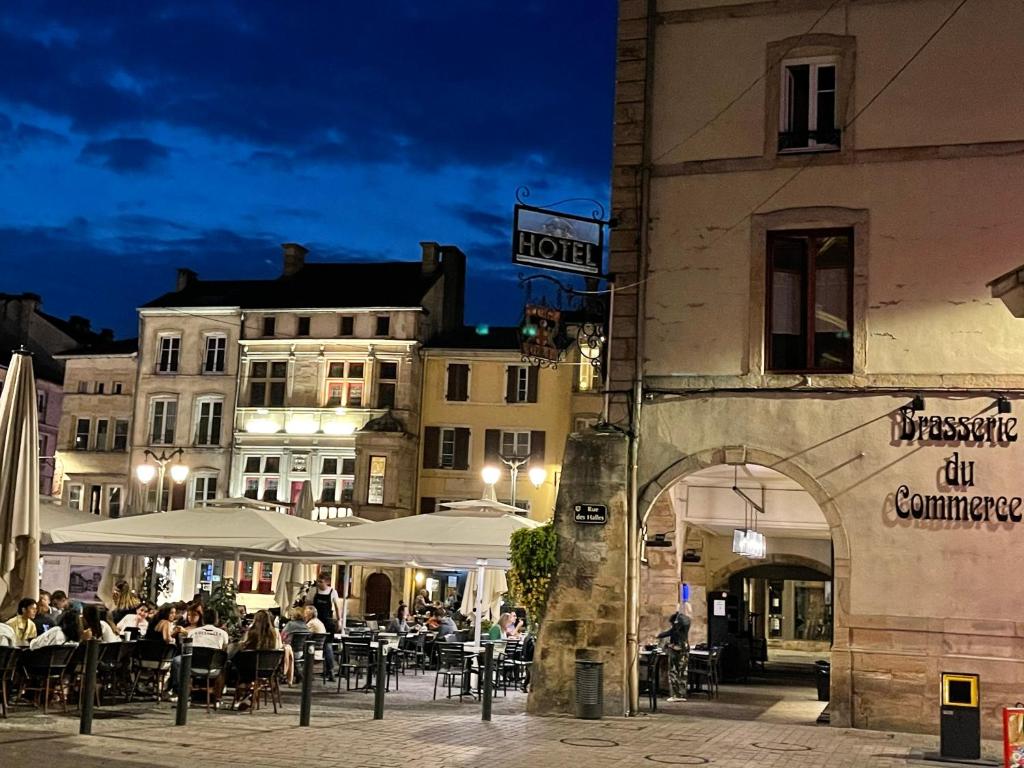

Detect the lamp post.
[
  {"left": 136, "top": 448, "right": 189, "bottom": 601},
  {"left": 481, "top": 455, "right": 546, "bottom": 510}
]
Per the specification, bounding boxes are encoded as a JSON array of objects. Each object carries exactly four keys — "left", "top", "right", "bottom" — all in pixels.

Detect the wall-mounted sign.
[
  {"left": 513, "top": 204, "right": 604, "bottom": 277},
  {"left": 573, "top": 503, "right": 607, "bottom": 524},
  {"left": 520, "top": 304, "right": 567, "bottom": 364}
]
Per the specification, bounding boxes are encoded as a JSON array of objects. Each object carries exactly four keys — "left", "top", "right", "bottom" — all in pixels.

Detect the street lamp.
[
  {"left": 481, "top": 455, "right": 547, "bottom": 510},
  {"left": 136, "top": 448, "right": 189, "bottom": 512}
]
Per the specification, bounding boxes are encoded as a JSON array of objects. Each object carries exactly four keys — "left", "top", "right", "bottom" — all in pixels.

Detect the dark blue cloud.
[{"left": 78, "top": 137, "right": 170, "bottom": 173}]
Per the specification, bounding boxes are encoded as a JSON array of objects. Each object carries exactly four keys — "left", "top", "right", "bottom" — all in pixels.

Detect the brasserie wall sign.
[
  {"left": 512, "top": 204, "right": 604, "bottom": 277},
  {"left": 894, "top": 406, "right": 1023, "bottom": 523}
]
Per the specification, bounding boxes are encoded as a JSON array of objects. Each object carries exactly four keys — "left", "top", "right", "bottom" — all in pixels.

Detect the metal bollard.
[
  {"left": 373, "top": 645, "right": 386, "bottom": 720},
  {"left": 175, "top": 636, "right": 193, "bottom": 726},
  {"left": 78, "top": 639, "right": 101, "bottom": 735},
  {"left": 482, "top": 643, "right": 494, "bottom": 722},
  {"left": 299, "top": 640, "right": 315, "bottom": 726}
]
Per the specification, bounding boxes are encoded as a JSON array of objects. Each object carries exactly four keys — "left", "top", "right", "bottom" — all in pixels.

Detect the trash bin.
[
  {"left": 575, "top": 660, "right": 604, "bottom": 719},
  {"left": 815, "top": 660, "right": 830, "bottom": 702}
]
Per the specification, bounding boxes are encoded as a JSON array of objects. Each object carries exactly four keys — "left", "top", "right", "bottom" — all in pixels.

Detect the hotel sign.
[{"left": 513, "top": 204, "right": 604, "bottom": 277}]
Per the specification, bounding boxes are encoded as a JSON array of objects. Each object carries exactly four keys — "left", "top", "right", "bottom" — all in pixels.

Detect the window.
[
  {"left": 367, "top": 456, "right": 386, "bottom": 504},
  {"left": 577, "top": 361, "right": 596, "bottom": 392},
  {"left": 297, "top": 316, "right": 311, "bottom": 336},
  {"left": 779, "top": 58, "right": 839, "bottom": 152},
  {"left": 501, "top": 430, "right": 531, "bottom": 458},
  {"left": 95, "top": 382, "right": 105, "bottom": 394},
  {"left": 150, "top": 398, "right": 177, "bottom": 444},
  {"left": 485, "top": 429, "right": 545, "bottom": 465},
  {"left": 319, "top": 456, "right": 356, "bottom": 504},
  {"left": 145, "top": 483, "right": 170, "bottom": 513},
  {"left": 77, "top": 381, "right": 88, "bottom": 394},
  {"left": 95, "top": 419, "right": 109, "bottom": 451},
  {"left": 423, "top": 426, "right": 471, "bottom": 470},
  {"left": 37, "top": 391, "right": 47, "bottom": 414},
  {"left": 88, "top": 485, "right": 102, "bottom": 515},
  {"left": 325, "top": 361, "right": 364, "bottom": 407},
  {"left": 204, "top": 334, "right": 227, "bottom": 373},
  {"left": 249, "top": 361, "right": 288, "bottom": 407},
  {"left": 377, "top": 361, "right": 397, "bottom": 409},
  {"left": 113, "top": 381, "right": 123, "bottom": 394},
  {"left": 574, "top": 415, "right": 599, "bottom": 432},
  {"left": 262, "top": 316, "right": 276, "bottom": 337},
  {"left": 767, "top": 229, "right": 853, "bottom": 372},
  {"left": 157, "top": 334, "right": 180, "bottom": 373},
  {"left": 446, "top": 363, "right": 470, "bottom": 402},
  {"left": 112, "top": 419, "right": 129, "bottom": 451},
  {"left": 107, "top": 486, "right": 122, "bottom": 518},
  {"left": 242, "top": 455, "right": 280, "bottom": 501},
  {"left": 340, "top": 316, "right": 354, "bottom": 336},
  {"left": 192, "top": 475, "right": 218, "bottom": 506},
  {"left": 375, "top": 315, "right": 390, "bottom": 336},
  {"left": 195, "top": 397, "right": 224, "bottom": 446},
  {"left": 74, "top": 418, "right": 90, "bottom": 450},
  {"left": 68, "top": 484, "right": 83, "bottom": 511},
  {"left": 505, "top": 365, "right": 538, "bottom": 403}
]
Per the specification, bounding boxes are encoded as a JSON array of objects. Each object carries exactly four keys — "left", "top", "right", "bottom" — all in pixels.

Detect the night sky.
[{"left": 0, "top": 2, "right": 618, "bottom": 336}]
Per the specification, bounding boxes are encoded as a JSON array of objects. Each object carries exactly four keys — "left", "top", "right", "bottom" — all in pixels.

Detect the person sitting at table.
[
  {"left": 5, "top": 597, "right": 38, "bottom": 645},
  {"left": 280, "top": 607, "right": 308, "bottom": 644},
  {"left": 488, "top": 613, "right": 511, "bottom": 640},
  {"left": 29, "top": 609, "right": 85, "bottom": 650},
  {"left": 387, "top": 605, "right": 411, "bottom": 634},
  {"left": 110, "top": 580, "right": 141, "bottom": 623},
  {"left": 166, "top": 607, "right": 229, "bottom": 703},
  {"left": 413, "top": 588, "right": 431, "bottom": 613},
  {"left": 302, "top": 605, "right": 335, "bottom": 682},
  {"left": 0, "top": 621, "right": 14, "bottom": 647},
  {"left": 145, "top": 604, "right": 185, "bottom": 644},
  {"left": 424, "top": 607, "right": 440, "bottom": 631},
  {"left": 434, "top": 607, "right": 457, "bottom": 640},
  {"left": 82, "top": 604, "right": 120, "bottom": 643},
  {"left": 32, "top": 591, "right": 54, "bottom": 635},
  {"left": 182, "top": 603, "right": 204, "bottom": 632},
  {"left": 117, "top": 603, "right": 151, "bottom": 638}
]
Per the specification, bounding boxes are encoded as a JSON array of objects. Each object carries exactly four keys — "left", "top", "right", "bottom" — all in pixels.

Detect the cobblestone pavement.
[{"left": 0, "top": 672, "right": 1002, "bottom": 767}]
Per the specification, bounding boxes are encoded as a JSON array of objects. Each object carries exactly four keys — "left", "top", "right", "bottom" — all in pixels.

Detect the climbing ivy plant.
[{"left": 507, "top": 521, "right": 558, "bottom": 630}]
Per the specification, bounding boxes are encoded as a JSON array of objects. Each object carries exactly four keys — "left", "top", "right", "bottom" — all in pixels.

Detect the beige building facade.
[{"left": 535, "top": 0, "right": 1024, "bottom": 737}]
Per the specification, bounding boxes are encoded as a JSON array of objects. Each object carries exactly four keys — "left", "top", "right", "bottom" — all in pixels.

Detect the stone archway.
[
  {"left": 638, "top": 445, "right": 852, "bottom": 727},
  {"left": 709, "top": 552, "right": 831, "bottom": 591}
]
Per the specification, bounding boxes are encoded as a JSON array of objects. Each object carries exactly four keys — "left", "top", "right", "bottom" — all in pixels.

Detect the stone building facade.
[{"left": 536, "top": 0, "right": 1024, "bottom": 737}]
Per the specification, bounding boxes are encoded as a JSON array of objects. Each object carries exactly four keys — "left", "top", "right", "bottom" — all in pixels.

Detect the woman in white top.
[{"left": 29, "top": 611, "right": 84, "bottom": 651}]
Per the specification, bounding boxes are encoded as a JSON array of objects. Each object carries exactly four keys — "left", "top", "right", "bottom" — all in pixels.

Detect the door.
[{"left": 364, "top": 572, "right": 392, "bottom": 619}]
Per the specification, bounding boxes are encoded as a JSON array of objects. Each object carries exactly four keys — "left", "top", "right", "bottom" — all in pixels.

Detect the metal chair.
[
  {"left": 640, "top": 651, "right": 662, "bottom": 712},
  {"left": 190, "top": 647, "right": 228, "bottom": 711},
  {"left": 340, "top": 638, "right": 372, "bottom": 692},
  {"left": 0, "top": 646, "right": 21, "bottom": 718},
  {"left": 128, "top": 640, "right": 175, "bottom": 701},
  {"left": 231, "top": 649, "right": 284, "bottom": 713},
  {"left": 433, "top": 643, "right": 472, "bottom": 701},
  {"left": 18, "top": 644, "right": 76, "bottom": 713}
]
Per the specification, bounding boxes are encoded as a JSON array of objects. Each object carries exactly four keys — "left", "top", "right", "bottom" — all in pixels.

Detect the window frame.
[
  {"left": 318, "top": 455, "right": 356, "bottom": 505},
  {"left": 297, "top": 316, "right": 311, "bottom": 337},
  {"left": 149, "top": 397, "right": 178, "bottom": 445},
  {"left": 191, "top": 473, "right": 218, "bottom": 506},
  {"left": 107, "top": 485, "right": 122, "bottom": 517},
  {"left": 74, "top": 417, "right": 90, "bottom": 450},
  {"left": 262, "top": 316, "right": 277, "bottom": 337},
  {"left": 248, "top": 360, "right": 288, "bottom": 407},
  {"left": 324, "top": 360, "right": 365, "bottom": 407},
  {"left": 339, "top": 315, "right": 355, "bottom": 336},
  {"left": 765, "top": 227, "right": 854, "bottom": 374},
  {"left": 194, "top": 396, "right": 224, "bottom": 446},
  {"left": 445, "top": 363, "right": 470, "bottom": 402},
  {"left": 203, "top": 333, "right": 227, "bottom": 374},
  {"left": 500, "top": 430, "right": 531, "bottom": 459},
  {"left": 377, "top": 360, "right": 398, "bottom": 409},
  {"left": 95, "top": 418, "right": 109, "bottom": 452},
  {"left": 242, "top": 455, "right": 281, "bottom": 501},
  {"left": 156, "top": 334, "right": 181, "bottom": 374},
  {"left": 68, "top": 483, "right": 84, "bottom": 511},
  {"left": 112, "top": 419, "right": 129, "bottom": 451}
]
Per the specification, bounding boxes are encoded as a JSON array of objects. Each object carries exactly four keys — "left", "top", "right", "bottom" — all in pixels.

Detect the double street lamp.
[
  {"left": 481, "top": 455, "right": 546, "bottom": 510},
  {"left": 135, "top": 448, "right": 189, "bottom": 512}
]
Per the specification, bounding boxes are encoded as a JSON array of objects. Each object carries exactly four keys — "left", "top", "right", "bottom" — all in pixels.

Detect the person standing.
[
  {"left": 307, "top": 573, "right": 340, "bottom": 634},
  {"left": 657, "top": 603, "right": 692, "bottom": 703}
]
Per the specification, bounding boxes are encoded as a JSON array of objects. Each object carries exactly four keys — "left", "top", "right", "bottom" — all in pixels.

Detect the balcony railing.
[
  {"left": 234, "top": 406, "right": 385, "bottom": 437},
  {"left": 777, "top": 128, "right": 842, "bottom": 152}
]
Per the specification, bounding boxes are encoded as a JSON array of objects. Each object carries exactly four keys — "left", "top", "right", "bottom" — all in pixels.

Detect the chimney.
[
  {"left": 176, "top": 268, "right": 198, "bottom": 291},
  {"left": 99, "top": 328, "right": 114, "bottom": 343},
  {"left": 282, "top": 243, "right": 308, "bottom": 276},
  {"left": 68, "top": 315, "right": 91, "bottom": 335},
  {"left": 420, "top": 241, "right": 440, "bottom": 276}
]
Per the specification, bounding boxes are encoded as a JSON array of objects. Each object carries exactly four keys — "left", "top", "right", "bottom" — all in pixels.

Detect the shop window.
[
  {"left": 446, "top": 363, "right": 470, "bottom": 402},
  {"left": 779, "top": 58, "right": 840, "bottom": 153},
  {"left": 377, "top": 361, "right": 398, "bottom": 409},
  {"left": 766, "top": 229, "right": 853, "bottom": 372},
  {"left": 204, "top": 334, "right": 227, "bottom": 373},
  {"left": 157, "top": 334, "right": 180, "bottom": 373},
  {"left": 242, "top": 455, "right": 280, "bottom": 500},
  {"left": 505, "top": 365, "right": 538, "bottom": 403},
  {"left": 149, "top": 398, "right": 177, "bottom": 444},
  {"left": 325, "top": 361, "right": 364, "bottom": 407},
  {"left": 367, "top": 455, "right": 386, "bottom": 505},
  {"left": 249, "top": 361, "right": 287, "bottom": 407}
]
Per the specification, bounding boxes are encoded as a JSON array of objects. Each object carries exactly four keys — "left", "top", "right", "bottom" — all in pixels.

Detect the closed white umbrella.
[
  {"left": 460, "top": 568, "right": 508, "bottom": 622},
  {"left": 275, "top": 481, "right": 319, "bottom": 612},
  {"left": 0, "top": 350, "right": 40, "bottom": 616},
  {"left": 44, "top": 502, "right": 329, "bottom": 560}
]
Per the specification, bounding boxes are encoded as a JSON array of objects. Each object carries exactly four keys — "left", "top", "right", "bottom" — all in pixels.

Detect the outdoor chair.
[
  {"left": 0, "top": 646, "right": 21, "bottom": 718},
  {"left": 289, "top": 631, "right": 330, "bottom": 683},
  {"left": 433, "top": 643, "right": 473, "bottom": 701},
  {"left": 639, "top": 650, "right": 661, "bottom": 712},
  {"left": 96, "top": 640, "right": 135, "bottom": 703},
  {"left": 18, "top": 643, "right": 76, "bottom": 714},
  {"left": 128, "top": 640, "right": 175, "bottom": 702},
  {"left": 76, "top": 641, "right": 126, "bottom": 708},
  {"left": 688, "top": 652, "right": 715, "bottom": 700},
  {"left": 189, "top": 647, "right": 228, "bottom": 711},
  {"left": 500, "top": 639, "right": 522, "bottom": 689},
  {"left": 231, "top": 649, "right": 283, "bottom": 713},
  {"left": 399, "top": 632, "right": 427, "bottom": 675},
  {"left": 340, "top": 638, "right": 372, "bottom": 692},
  {"left": 488, "top": 640, "right": 509, "bottom": 696}
]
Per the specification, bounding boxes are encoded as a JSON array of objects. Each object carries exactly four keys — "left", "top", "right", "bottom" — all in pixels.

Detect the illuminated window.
[
  {"left": 319, "top": 456, "right": 356, "bottom": 504},
  {"left": 95, "top": 419, "right": 109, "bottom": 451},
  {"left": 325, "top": 361, "right": 365, "bottom": 407},
  {"left": 367, "top": 455, "right": 386, "bottom": 505}
]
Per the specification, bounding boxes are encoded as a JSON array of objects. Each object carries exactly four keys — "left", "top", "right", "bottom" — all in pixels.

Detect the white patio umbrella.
[
  {"left": 297, "top": 498, "right": 539, "bottom": 643},
  {"left": 43, "top": 501, "right": 330, "bottom": 560},
  {"left": 275, "top": 481, "right": 320, "bottom": 613},
  {"left": 459, "top": 568, "right": 508, "bottom": 623},
  {"left": 39, "top": 496, "right": 97, "bottom": 544},
  {"left": 0, "top": 350, "right": 40, "bottom": 616}
]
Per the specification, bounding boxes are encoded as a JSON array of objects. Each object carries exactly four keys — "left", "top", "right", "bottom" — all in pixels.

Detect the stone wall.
[
  {"left": 528, "top": 431, "right": 630, "bottom": 716},
  {"left": 639, "top": 493, "right": 679, "bottom": 642}
]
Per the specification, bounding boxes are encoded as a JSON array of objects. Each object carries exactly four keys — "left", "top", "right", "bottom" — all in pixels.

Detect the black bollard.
[
  {"left": 373, "top": 645, "right": 386, "bottom": 720},
  {"left": 482, "top": 642, "right": 494, "bottom": 722},
  {"left": 78, "top": 639, "right": 101, "bottom": 735},
  {"left": 175, "top": 636, "right": 193, "bottom": 726},
  {"left": 299, "top": 640, "right": 315, "bottom": 726}
]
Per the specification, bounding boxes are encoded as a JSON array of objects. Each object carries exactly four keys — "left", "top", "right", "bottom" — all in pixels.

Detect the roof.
[
  {"left": 55, "top": 337, "right": 139, "bottom": 358},
  {"left": 425, "top": 326, "right": 520, "bottom": 351},
  {"left": 142, "top": 261, "right": 441, "bottom": 310}
]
